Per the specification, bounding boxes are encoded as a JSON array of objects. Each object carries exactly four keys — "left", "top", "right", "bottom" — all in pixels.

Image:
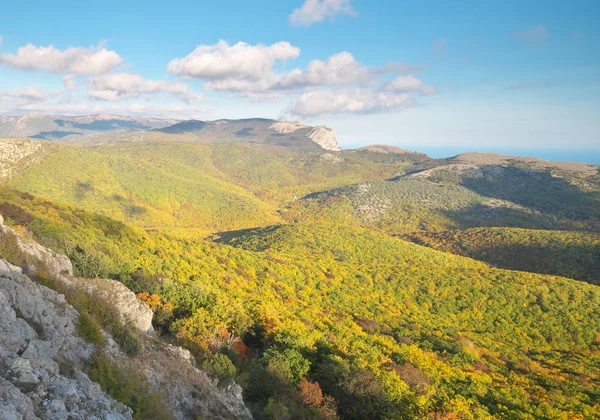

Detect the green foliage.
[
  {"left": 263, "top": 397, "right": 290, "bottom": 420},
  {"left": 88, "top": 353, "right": 172, "bottom": 420},
  {"left": 407, "top": 227, "right": 600, "bottom": 285},
  {"left": 264, "top": 348, "right": 311, "bottom": 385},
  {"left": 201, "top": 353, "right": 237, "bottom": 381},
  {"left": 3, "top": 141, "right": 429, "bottom": 235}
]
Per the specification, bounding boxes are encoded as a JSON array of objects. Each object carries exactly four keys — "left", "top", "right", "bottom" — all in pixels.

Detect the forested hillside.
[
  {"left": 1, "top": 135, "right": 600, "bottom": 419},
  {"left": 1, "top": 186, "right": 600, "bottom": 419}
]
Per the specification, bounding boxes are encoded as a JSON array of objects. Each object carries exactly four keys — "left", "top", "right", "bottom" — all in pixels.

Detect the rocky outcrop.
[
  {"left": 0, "top": 259, "right": 133, "bottom": 419},
  {"left": 0, "top": 215, "right": 151, "bottom": 334},
  {"left": 78, "top": 278, "right": 154, "bottom": 334},
  {"left": 268, "top": 121, "right": 306, "bottom": 134},
  {"left": 0, "top": 214, "right": 73, "bottom": 278},
  {"left": 307, "top": 126, "right": 341, "bottom": 151},
  {"left": 320, "top": 153, "right": 344, "bottom": 163},
  {"left": 136, "top": 341, "right": 252, "bottom": 420},
  {"left": 0, "top": 140, "right": 47, "bottom": 180},
  {"left": 0, "top": 214, "right": 253, "bottom": 418}
]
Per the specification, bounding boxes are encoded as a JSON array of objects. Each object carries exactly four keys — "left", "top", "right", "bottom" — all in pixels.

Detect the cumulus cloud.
[
  {"left": 168, "top": 40, "right": 434, "bottom": 116},
  {"left": 275, "top": 52, "right": 373, "bottom": 90},
  {"left": 287, "top": 88, "right": 412, "bottom": 117},
  {"left": 510, "top": 24, "right": 549, "bottom": 47},
  {"left": 289, "top": 0, "right": 357, "bottom": 27},
  {"left": 0, "top": 42, "right": 123, "bottom": 74},
  {"left": 168, "top": 40, "right": 299, "bottom": 82},
  {"left": 87, "top": 73, "right": 203, "bottom": 102},
  {"left": 383, "top": 75, "right": 436, "bottom": 95}
]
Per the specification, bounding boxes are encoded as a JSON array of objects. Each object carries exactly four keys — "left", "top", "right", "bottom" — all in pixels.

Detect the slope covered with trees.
[
  {"left": 1, "top": 186, "right": 600, "bottom": 419},
  {"left": 406, "top": 227, "right": 600, "bottom": 285}
]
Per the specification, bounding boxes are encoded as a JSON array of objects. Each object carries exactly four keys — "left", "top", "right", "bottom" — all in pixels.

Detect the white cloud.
[
  {"left": 287, "top": 88, "right": 412, "bottom": 117},
  {"left": 87, "top": 73, "right": 203, "bottom": 102},
  {"left": 0, "top": 42, "right": 123, "bottom": 74},
  {"left": 168, "top": 40, "right": 434, "bottom": 117},
  {"left": 510, "top": 24, "right": 549, "bottom": 47},
  {"left": 275, "top": 52, "right": 373, "bottom": 90},
  {"left": 167, "top": 40, "right": 299, "bottom": 83},
  {"left": 289, "top": 0, "right": 357, "bottom": 27},
  {"left": 383, "top": 75, "right": 436, "bottom": 95},
  {"left": 0, "top": 36, "right": 3, "bottom": 47}
]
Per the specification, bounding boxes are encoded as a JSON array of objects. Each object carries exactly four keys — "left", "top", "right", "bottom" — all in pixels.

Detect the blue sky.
[{"left": 1, "top": 0, "right": 599, "bottom": 152}]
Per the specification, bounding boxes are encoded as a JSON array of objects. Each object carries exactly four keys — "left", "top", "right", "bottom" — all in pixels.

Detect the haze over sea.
[{"left": 413, "top": 147, "right": 600, "bottom": 165}]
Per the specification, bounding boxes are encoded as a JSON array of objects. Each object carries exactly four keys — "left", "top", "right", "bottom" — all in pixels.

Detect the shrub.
[
  {"left": 76, "top": 312, "right": 107, "bottom": 347},
  {"left": 201, "top": 353, "right": 237, "bottom": 381},
  {"left": 263, "top": 398, "right": 289, "bottom": 420},
  {"left": 264, "top": 348, "right": 311, "bottom": 385},
  {"left": 88, "top": 353, "right": 172, "bottom": 420}
]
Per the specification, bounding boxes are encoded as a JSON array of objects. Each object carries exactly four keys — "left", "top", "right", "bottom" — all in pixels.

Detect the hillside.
[
  {"left": 1, "top": 130, "right": 600, "bottom": 418},
  {"left": 406, "top": 227, "right": 600, "bottom": 284},
  {"left": 0, "top": 138, "right": 432, "bottom": 233},
  {"left": 1, "top": 186, "right": 600, "bottom": 418}
]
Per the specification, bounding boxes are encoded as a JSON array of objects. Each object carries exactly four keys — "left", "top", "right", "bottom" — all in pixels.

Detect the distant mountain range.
[{"left": 0, "top": 113, "right": 341, "bottom": 151}]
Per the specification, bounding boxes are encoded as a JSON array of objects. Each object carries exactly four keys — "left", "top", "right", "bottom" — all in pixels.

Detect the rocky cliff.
[
  {"left": 0, "top": 258, "right": 133, "bottom": 419},
  {"left": 307, "top": 126, "right": 342, "bottom": 151},
  {"left": 0, "top": 215, "right": 252, "bottom": 419}
]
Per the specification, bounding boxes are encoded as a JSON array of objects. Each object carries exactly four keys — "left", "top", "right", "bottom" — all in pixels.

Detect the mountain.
[
  {"left": 0, "top": 113, "right": 343, "bottom": 151},
  {"left": 1, "top": 128, "right": 600, "bottom": 418},
  {"left": 0, "top": 113, "right": 177, "bottom": 140},
  {"left": 155, "top": 118, "right": 342, "bottom": 151}
]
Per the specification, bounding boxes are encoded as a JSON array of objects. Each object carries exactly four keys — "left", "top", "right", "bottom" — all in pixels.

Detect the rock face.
[
  {"left": 307, "top": 126, "right": 341, "bottom": 151},
  {"left": 78, "top": 278, "right": 154, "bottom": 334},
  {"left": 136, "top": 341, "right": 252, "bottom": 420},
  {"left": 0, "top": 259, "right": 133, "bottom": 419}
]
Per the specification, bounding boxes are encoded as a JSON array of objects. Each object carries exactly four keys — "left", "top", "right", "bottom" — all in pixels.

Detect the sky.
[{"left": 0, "top": 0, "right": 599, "bottom": 153}]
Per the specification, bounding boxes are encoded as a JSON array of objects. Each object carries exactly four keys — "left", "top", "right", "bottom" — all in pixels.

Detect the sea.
[{"left": 408, "top": 147, "right": 600, "bottom": 166}]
